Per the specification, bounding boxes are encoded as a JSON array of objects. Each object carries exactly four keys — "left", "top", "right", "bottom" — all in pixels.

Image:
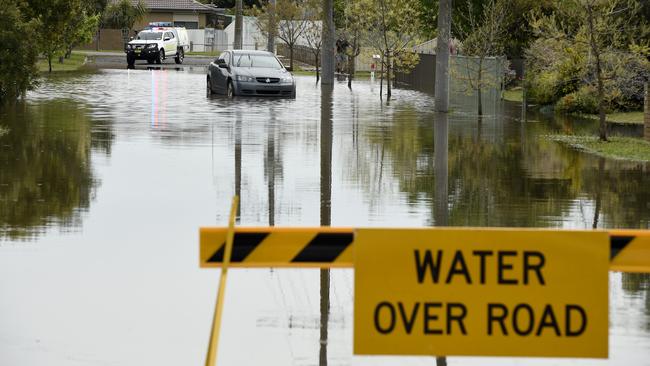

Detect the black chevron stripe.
[
  {"left": 610, "top": 235, "right": 635, "bottom": 259},
  {"left": 291, "top": 233, "right": 354, "bottom": 262},
  {"left": 208, "top": 233, "right": 270, "bottom": 263}
]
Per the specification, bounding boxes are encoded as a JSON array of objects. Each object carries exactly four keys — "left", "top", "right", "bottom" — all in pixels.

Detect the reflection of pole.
[
  {"left": 522, "top": 64, "right": 527, "bottom": 122},
  {"left": 266, "top": 109, "right": 276, "bottom": 226},
  {"left": 434, "top": 0, "right": 452, "bottom": 112},
  {"left": 434, "top": 113, "right": 448, "bottom": 366},
  {"left": 593, "top": 158, "right": 605, "bottom": 229},
  {"left": 235, "top": 112, "right": 242, "bottom": 222},
  {"left": 235, "top": 0, "right": 243, "bottom": 49},
  {"left": 321, "top": 0, "right": 335, "bottom": 85},
  {"left": 319, "top": 84, "right": 334, "bottom": 366}
]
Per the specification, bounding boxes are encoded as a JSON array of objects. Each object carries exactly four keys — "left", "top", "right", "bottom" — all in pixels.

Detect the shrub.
[{"left": 556, "top": 86, "right": 600, "bottom": 114}]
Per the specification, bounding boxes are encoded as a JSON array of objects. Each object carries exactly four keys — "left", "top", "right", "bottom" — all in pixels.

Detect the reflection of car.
[
  {"left": 207, "top": 50, "right": 296, "bottom": 98},
  {"left": 125, "top": 26, "right": 189, "bottom": 67}
]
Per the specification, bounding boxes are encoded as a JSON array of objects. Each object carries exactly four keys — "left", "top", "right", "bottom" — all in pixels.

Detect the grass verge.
[
  {"left": 549, "top": 135, "right": 650, "bottom": 162},
  {"left": 503, "top": 88, "right": 523, "bottom": 102},
  {"left": 0, "top": 126, "right": 8, "bottom": 137},
  {"left": 578, "top": 111, "right": 644, "bottom": 124},
  {"left": 37, "top": 53, "right": 87, "bottom": 72},
  {"left": 186, "top": 51, "right": 220, "bottom": 57}
]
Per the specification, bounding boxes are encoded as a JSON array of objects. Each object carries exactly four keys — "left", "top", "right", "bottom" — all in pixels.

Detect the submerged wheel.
[
  {"left": 147, "top": 59, "right": 154, "bottom": 64},
  {"left": 227, "top": 80, "right": 235, "bottom": 98},
  {"left": 207, "top": 77, "right": 213, "bottom": 96},
  {"left": 156, "top": 49, "right": 164, "bottom": 64},
  {"left": 175, "top": 49, "right": 184, "bottom": 64},
  {"left": 126, "top": 54, "right": 135, "bottom": 68}
]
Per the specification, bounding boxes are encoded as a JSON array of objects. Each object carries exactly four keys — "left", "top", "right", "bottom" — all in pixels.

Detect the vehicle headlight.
[
  {"left": 281, "top": 76, "right": 293, "bottom": 83},
  {"left": 236, "top": 75, "right": 255, "bottom": 82},
  {"left": 126, "top": 44, "right": 133, "bottom": 50}
]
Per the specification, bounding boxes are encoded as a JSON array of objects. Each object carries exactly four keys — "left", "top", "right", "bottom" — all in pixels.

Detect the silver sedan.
[{"left": 207, "top": 50, "right": 296, "bottom": 98}]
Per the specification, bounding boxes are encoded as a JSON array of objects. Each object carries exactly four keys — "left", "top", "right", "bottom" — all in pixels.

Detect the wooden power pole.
[{"left": 435, "top": 0, "right": 452, "bottom": 112}]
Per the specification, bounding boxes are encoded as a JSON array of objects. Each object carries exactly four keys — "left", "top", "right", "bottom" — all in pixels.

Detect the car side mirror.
[
  {"left": 164, "top": 37, "right": 171, "bottom": 41},
  {"left": 216, "top": 59, "right": 228, "bottom": 68}
]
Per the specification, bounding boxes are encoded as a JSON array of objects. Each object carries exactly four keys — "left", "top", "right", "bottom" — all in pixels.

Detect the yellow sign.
[{"left": 354, "top": 228, "right": 609, "bottom": 358}]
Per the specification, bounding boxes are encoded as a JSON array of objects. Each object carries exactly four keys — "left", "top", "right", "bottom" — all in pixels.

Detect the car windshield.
[
  {"left": 137, "top": 32, "right": 163, "bottom": 40},
  {"left": 232, "top": 54, "right": 283, "bottom": 69}
]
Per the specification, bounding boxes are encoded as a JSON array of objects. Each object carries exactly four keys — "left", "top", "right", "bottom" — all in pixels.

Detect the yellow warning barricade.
[{"left": 199, "top": 227, "right": 650, "bottom": 273}]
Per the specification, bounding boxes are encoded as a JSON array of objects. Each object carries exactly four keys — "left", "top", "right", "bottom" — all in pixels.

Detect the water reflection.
[
  {"left": 1, "top": 70, "right": 649, "bottom": 365},
  {"left": 0, "top": 101, "right": 112, "bottom": 239},
  {"left": 320, "top": 84, "right": 333, "bottom": 366}
]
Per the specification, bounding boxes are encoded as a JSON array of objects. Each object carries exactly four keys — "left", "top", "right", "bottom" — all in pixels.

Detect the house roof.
[{"left": 116, "top": 0, "right": 217, "bottom": 13}]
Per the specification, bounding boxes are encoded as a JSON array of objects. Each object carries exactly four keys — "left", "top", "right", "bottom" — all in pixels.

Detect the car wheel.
[
  {"left": 156, "top": 49, "right": 164, "bottom": 64},
  {"left": 207, "top": 77, "right": 213, "bottom": 96},
  {"left": 126, "top": 54, "right": 135, "bottom": 68},
  {"left": 147, "top": 59, "right": 154, "bottom": 64},
  {"left": 175, "top": 49, "right": 184, "bottom": 64},
  {"left": 290, "top": 87, "right": 296, "bottom": 99},
  {"left": 227, "top": 80, "right": 235, "bottom": 98}
]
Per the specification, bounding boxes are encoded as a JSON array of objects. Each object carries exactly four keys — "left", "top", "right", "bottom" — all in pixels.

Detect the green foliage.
[
  {"left": 102, "top": 0, "right": 147, "bottom": 31},
  {"left": 21, "top": 0, "right": 101, "bottom": 72},
  {"left": 556, "top": 85, "right": 599, "bottom": 113},
  {"left": 0, "top": 0, "right": 39, "bottom": 104},
  {"left": 526, "top": 0, "right": 650, "bottom": 112}
]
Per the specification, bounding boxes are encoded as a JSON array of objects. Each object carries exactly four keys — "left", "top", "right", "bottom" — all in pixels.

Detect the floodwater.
[{"left": 1, "top": 68, "right": 649, "bottom": 366}]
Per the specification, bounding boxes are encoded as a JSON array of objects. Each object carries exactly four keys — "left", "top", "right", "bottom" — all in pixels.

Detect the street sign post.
[{"left": 353, "top": 228, "right": 609, "bottom": 358}]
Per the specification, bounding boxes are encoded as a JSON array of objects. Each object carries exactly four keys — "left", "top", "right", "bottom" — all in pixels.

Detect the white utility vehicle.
[{"left": 125, "top": 25, "right": 189, "bottom": 67}]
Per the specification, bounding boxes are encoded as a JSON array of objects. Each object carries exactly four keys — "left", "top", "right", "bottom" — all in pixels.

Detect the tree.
[
  {"left": 529, "top": 0, "right": 649, "bottom": 141},
  {"left": 0, "top": 0, "right": 39, "bottom": 104},
  {"left": 358, "top": 0, "right": 423, "bottom": 99},
  {"left": 102, "top": 0, "right": 147, "bottom": 46},
  {"left": 303, "top": 17, "right": 322, "bottom": 81},
  {"left": 341, "top": 0, "right": 364, "bottom": 89},
  {"left": 255, "top": 0, "right": 309, "bottom": 70},
  {"left": 454, "top": 0, "right": 509, "bottom": 116},
  {"left": 61, "top": 2, "right": 100, "bottom": 61}
]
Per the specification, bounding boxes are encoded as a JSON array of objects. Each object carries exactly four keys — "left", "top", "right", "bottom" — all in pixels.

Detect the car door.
[
  {"left": 164, "top": 32, "right": 176, "bottom": 55},
  {"left": 214, "top": 52, "right": 230, "bottom": 94}
]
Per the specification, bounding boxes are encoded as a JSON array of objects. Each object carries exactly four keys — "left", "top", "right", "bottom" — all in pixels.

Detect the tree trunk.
[
  {"left": 48, "top": 56, "right": 52, "bottom": 73},
  {"left": 386, "top": 52, "right": 392, "bottom": 99},
  {"left": 477, "top": 58, "right": 483, "bottom": 116},
  {"left": 96, "top": 29, "right": 101, "bottom": 51},
  {"left": 380, "top": 59, "right": 384, "bottom": 99},
  {"left": 643, "top": 83, "right": 650, "bottom": 141},
  {"left": 316, "top": 54, "right": 320, "bottom": 82},
  {"left": 290, "top": 46, "right": 294, "bottom": 72},
  {"left": 347, "top": 54, "right": 355, "bottom": 89},
  {"left": 587, "top": 3, "right": 607, "bottom": 141}
]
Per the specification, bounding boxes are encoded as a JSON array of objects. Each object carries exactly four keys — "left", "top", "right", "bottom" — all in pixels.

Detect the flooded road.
[{"left": 1, "top": 68, "right": 649, "bottom": 365}]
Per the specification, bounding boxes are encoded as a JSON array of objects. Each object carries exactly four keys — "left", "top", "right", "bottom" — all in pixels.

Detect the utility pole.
[
  {"left": 321, "top": 0, "right": 335, "bottom": 85},
  {"left": 234, "top": 0, "right": 243, "bottom": 49},
  {"left": 267, "top": 0, "right": 276, "bottom": 53},
  {"left": 434, "top": 0, "right": 452, "bottom": 112}
]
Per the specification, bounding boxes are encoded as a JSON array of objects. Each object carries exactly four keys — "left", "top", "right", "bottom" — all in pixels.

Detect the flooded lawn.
[{"left": 1, "top": 69, "right": 649, "bottom": 365}]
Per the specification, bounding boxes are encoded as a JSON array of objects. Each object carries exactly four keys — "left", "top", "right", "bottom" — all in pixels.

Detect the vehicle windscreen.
[
  {"left": 137, "top": 32, "right": 163, "bottom": 40},
  {"left": 232, "top": 54, "right": 283, "bottom": 69}
]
